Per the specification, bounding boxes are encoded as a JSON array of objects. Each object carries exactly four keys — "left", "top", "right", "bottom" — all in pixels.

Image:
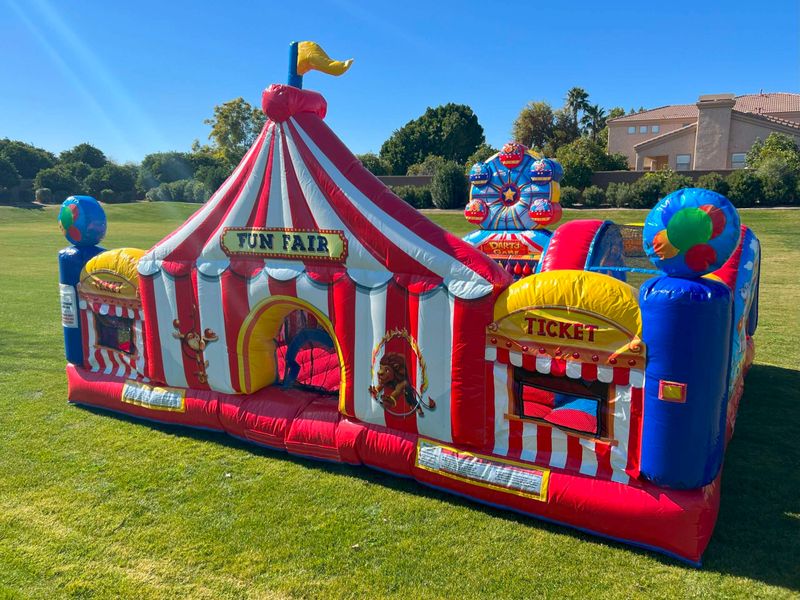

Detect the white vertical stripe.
[
  {"left": 578, "top": 438, "right": 599, "bottom": 477},
  {"left": 199, "top": 125, "right": 274, "bottom": 263},
  {"left": 265, "top": 127, "right": 292, "bottom": 229},
  {"left": 352, "top": 285, "right": 387, "bottom": 427},
  {"left": 141, "top": 127, "right": 266, "bottom": 264},
  {"left": 535, "top": 355, "right": 551, "bottom": 374},
  {"left": 115, "top": 354, "right": 127, "bottom": 378},
  {"left": 101, "top": 349, "right": 113, "bottom": 375},
  {"left": 85, "top": 311, "right": 100, "bottom": 372},
  {"left": 597, "top": 365, "right": 613, "bottom": 383},
  {"left": 519, "top": 421, "right": 538, "bottom": 463},
  {"left": 492, "top": 362, "right": 511, "bottom": 456},
  {"left": 509, "top": 351, "right": 522, "bottom": 367},
  {"left": 247, "top": 269, "right": 269, "bottom": 308},
  {"left": 295, "top": 274, "right": 330, "bottom": 317},
  {"left": 629, "top": 369, "right": 644, "bottom": 388},
  {"left": 99, "top": 304, "right": 109, "bottom": 315},
  {"left": 610, "top": 384, "right": 632, "bottom": 484},
  {"left": 152, "top": 272, "right": 188, "bottom": 388},
  {"left": 291, "top": 118, "right": 493, "bottom": 299},
  {"left": 114, "top": 305, "right": 122, "bottom": 317},
  {"left": 414, "top": 287, "right": 453, "bottom": 443},
  {"left": 549, "top": 428, "right": 569, "bottom": 470},
  {"left": 133, "top": 317, "right": 145, "bottom": 378},
  {"left": 484, "top": 346, "right": 497, "bottom": 361},
  {"left": 282, "top": 126, "right": 385, "bottom": 274},
  {"left": 566, "top": 360, "right": 582, "bottom": 379},
  {"left": 197, "top": 274, "right": 235, "bottom": 394}
]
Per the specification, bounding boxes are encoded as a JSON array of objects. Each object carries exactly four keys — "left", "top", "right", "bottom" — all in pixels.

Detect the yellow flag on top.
[{"left": 296, "top": 41, "right": 353, "bottom": 77}]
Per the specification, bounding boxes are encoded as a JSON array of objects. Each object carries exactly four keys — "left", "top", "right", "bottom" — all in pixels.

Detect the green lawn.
[{"left": 0, "top": 204, "right": 797, "bottom": 599}]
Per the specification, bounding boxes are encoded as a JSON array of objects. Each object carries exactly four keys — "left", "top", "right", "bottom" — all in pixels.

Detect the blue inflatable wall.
[{"left": 639, "top": 276, "right": 733, "bottom": 489}]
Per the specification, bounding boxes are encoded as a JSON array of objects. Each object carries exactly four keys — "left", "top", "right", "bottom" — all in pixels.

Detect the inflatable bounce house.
[{"left": 57, "top": 42, "right": 761, "bottom": 564}]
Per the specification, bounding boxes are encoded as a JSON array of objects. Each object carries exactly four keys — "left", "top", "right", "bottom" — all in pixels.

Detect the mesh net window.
[
  {"left": 587, "top": 223, "right": 660, "bottom": 290},
  {"left": 95, "top": 314, "right": 135, "bottom": 354},
  {"left": 275, "top": 310, "right": 339, "bottom": 394}
]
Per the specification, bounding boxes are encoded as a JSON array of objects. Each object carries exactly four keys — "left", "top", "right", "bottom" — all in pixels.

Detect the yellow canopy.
[{"left": 79, "top": 248, "right": 145, "bottom": 301}]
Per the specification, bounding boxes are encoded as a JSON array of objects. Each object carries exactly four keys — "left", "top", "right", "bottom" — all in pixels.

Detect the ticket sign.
[
  {"left": 496, "top": 306, "right": 642, "bottom": 356},
  {"left": 221, "top": 228, "right": 348, "bottom": 262}
]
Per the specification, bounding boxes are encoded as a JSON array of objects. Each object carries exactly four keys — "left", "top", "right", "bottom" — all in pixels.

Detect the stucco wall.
[
  {"left": 608, "top": 120, "right": 691, "bottom": 167},
  {"left": 634, "top": 128, "right": 697, "bottom": 170},
  {"left": 729, "top": 117, "right": 800, "bottom": 165},
  {"left": 694, "top": 100, "right": 735, "bottom": 170}
]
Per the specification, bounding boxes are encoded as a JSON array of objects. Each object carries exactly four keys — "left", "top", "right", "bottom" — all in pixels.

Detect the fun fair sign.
[{"left": 221, "top": 228, "right": 348, "bottom": 262}]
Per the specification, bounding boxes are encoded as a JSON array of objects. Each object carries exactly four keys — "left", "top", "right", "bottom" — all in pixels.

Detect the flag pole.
[{"left": 287, "top": 41, "right": 303, "bottom": 88}]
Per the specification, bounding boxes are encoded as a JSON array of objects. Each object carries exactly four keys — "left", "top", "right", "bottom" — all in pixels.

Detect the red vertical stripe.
[
  {"left": 581, "top": 362, "right": 598, "bottom": 381},
  {"left": 566, "top": 435, "right": 583, "bottom": 472},
  {"left": 495, "top": 347, "right": 509, "bottom": 365},
  {"left": 550, "top": 358, "right": 567, "bottom": 377},
  {"left": 80, "top": 307, "right": 91, "bottom": 370},
  {"left": 220, "top": 270, "right": 250, "bottom": 393},
  {"left": 247, "top": 129, "right": 277, "bottom": 228},
  {"left": 626, "top": 386, "right": 644, "bottom": 478},
  {"left": 139, "top": 275, "right": 165, "bottom": 384},
  {"left": 381, "top": 281, "right": 418, "bottom": 436},
  {"left": 595, "top": 441, "right": 614, "bottom": 480},
  {"left": 329, "top": 276, "right": 356, "bottom": 416},
  {"left": 537, "top": 425, "right": 552, "bottom": 466},
  {"left": 522, "top": 353, "right": 537, "bottom": 372},
  {"left": 508, "top": 419, "right": 523, "bottom": 460},
  {"left": 406, "top": 291, "right": 420, "bottom": 394},
  {"left": 452, "top": 295, "right": 494, "bottom": 449},
  {"left": 280, "top": 126, "right": 319, "bottom": 231},
  {"left": 173, "top": 273, "right": 209, "bottom": 390},
  {"left": 613, "top": 367, "right": 630, "bottom": 386}
]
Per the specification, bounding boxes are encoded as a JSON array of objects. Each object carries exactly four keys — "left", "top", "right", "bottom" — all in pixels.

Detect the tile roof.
[
  {"left": 732, "top": 109, "right": 800, "bottom": 132},
  {"left": 609, "top": 93, "right": 800, "bottom": 124}
]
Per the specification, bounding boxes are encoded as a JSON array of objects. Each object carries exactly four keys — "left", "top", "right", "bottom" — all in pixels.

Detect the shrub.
[
  {"left": 33, "top": 167, "right": 80, "bottom": 201},
  {"left": 85, "top": 164, "right": 136, "bottom": 198},
  {"left": 35, "top": 188, "right": 53, "bottom": 203},
  {"left": 356, "top": 153, "right": 389, "bottom": 176},
  {"left": 630, "top": 174, "right": 664, "bottom": 208},
  {"left": 695, "top": 172, "right": 730, "bottom": 197},
  {"left": 606, "top": 182, "right": 638, "bottom": 208},
  {"left": 0, "top": 139, "right": 56, "bottom": 178},
  {"left": 0, "top": 156, "right": 21, "bottom": 190},
  {"left": 59, "top": 143, "right": 107, "bottom": 169},
  {"left": 146, "top": 179, "right": 211, "bottom": 203},
  {"left": 757, "top": 157, "right": 797, "bottom": 206},
  {"left": 407, "top": 155, "right": 447, "bottom": 177},
  {"left": 581, "top": 185, "right": 605, "bottom": 207},
  {"left": 99, "top": 189, "right": 115, "bottom": 203},
  {"left": 430, "top": 161, "right": 468, "bottom": 209},
  {"left": 559, "top": 186, "right": 581, "bottom": 207},
  {"left": 392, "top": 185, "right": 433, "bottom": 209},
  {"left": 726, "top": 170, "right": 762, "bottom": 207}
]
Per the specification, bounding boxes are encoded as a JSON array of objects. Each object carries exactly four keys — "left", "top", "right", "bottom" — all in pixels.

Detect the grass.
[{"left": 0, "top": 203, "right": 798, "bottom": 599}]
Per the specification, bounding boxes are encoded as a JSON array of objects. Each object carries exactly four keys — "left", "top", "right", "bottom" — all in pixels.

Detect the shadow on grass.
[{"left": 75, "top": 362, "right": 799, "bottom": 590}]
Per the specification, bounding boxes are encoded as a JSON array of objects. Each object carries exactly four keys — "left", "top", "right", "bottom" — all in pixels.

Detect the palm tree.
[
  {"left": 565, "top": 87, "right": 590, "bottom": 128},
  {"left": 581, "top": 104, "right": 607, "bottom": 141}
]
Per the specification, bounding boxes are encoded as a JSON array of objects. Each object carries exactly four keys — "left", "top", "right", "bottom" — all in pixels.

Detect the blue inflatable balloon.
[
  {"left": 643, "top": 188, "right": 740, "bottom": 277},
  {"left": 58, "top": 196, "right": 107, "bottom": 247}
]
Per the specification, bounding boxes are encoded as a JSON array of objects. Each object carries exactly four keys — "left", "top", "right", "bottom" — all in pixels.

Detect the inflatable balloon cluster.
[
  {"left": 643, "top": 188, "right": 740, "bottom": 277},
  {"left": 463, "top": 142, "right": 564, "bottom": 278}
]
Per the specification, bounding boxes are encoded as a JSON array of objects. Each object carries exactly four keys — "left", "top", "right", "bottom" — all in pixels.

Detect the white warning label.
[
  {"left": 121, "top": 381, "right": 186, "bottom": 412},
  {"left": 60, "top": 284, "right": 78, "bottom": 328},
  {"left": 416, "top": 438, "right": 549, "bottom": 501}
]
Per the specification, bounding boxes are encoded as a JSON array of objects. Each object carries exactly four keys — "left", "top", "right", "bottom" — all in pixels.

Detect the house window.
[
  {"left": 639, "top": 125, "right": 648, "bottom": 134},
  {"left": 514, "top": 368, "right": 609, "bottom": 437},
  {"left": 627, "top": 126, "right": 636, "bottom": 134},
  {"left": 732, "top": 153, "right": 747, "bottom": 169},
  {"left": 676, "top": 154, "right": 691, "bottom": 170},
  {"left": 95, "top": 314, "right": 135, "bottom": 354},
  {"left": 651, "top": 125, "right": 660, "bottom": 133}
]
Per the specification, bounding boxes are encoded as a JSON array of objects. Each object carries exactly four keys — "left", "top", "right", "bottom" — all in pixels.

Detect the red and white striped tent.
[{"left": 138, "top": 84, "right": 511, "bottom": 447}]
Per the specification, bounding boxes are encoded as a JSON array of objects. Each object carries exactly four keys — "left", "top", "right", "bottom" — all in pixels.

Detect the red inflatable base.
[{"left": 66, "top": 365, "right": 721, "bottom": 564}]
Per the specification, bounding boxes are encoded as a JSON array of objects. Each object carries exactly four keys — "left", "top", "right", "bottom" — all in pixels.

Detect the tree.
[
  {"left": 205, "top": 98, "right": 267, "bottom": 167},
  {"left": 380, "top": 103, "right": 484, "bottom": 175},
  {"left": 84, "top": 163, "right": 136, "bottom": 197},
  {"left": 746, "top": 133, "right": 800, "bottom": 171},
  {"left": 407, "top": 155, "right": 446, "bottom": 176},
  {"left": 464, "top": 143, "right": 499, "bottom": 168},
  {"left": 356, "top": 153, "right": 389, "bottom": 176},
  {"left": 512, "top": 101, "right": 554, "bottom": 150},
  {"left": 59, "top": 143, "right": 107, "bottom": 169},
  {"left": 555, "top": 137, "right": 626, "bottom": 188},
  {"left": 0, "top": 156, "right": 20, "bottom": 190},
  {"left": 565, "top": 87, "right": 590, "bottom": 128},
  {"left": 543, "top": 108, "right": 581, "bottom": 156},
  {"left": 59, "top": 161, "right": 93, "bottom": 183},
  {"left": 581, "top": 104, "right": 607, "bottom": 141},
  {"left": 430, "top": 161, "right": 468, "bottom": 209},
  {"left": 33, "top": 167, "right": 81, "bottom": 200},
  {"left": 0, "top": 139, "right": 56, "bottom": 178},
  {"left": 138, "top": 152, "right": 195, "bottom": 189}
]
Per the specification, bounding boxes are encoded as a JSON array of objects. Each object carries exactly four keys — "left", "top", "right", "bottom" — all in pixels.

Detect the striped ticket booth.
[{"left": 77, "top": 248, "right": 149, "bottom": 381}]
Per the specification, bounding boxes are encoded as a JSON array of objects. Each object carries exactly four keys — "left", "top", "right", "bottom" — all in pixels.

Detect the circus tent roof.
[{"left": 138, "top": 85, "right": 511, "bottom": 300}]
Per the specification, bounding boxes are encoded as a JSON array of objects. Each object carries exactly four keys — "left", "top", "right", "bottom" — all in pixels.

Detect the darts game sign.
[{"left": 221, "top": 227, "right": 348, "bottom": 262}]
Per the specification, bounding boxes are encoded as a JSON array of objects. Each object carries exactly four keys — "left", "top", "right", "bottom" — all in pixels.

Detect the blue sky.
[{"left": 1, "top": 0, "right": 798, "bottom": 164}]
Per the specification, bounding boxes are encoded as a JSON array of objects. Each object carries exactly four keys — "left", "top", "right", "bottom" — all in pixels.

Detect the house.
[{"left": 607, "top": 92, "right": 800, "bottom": 171}]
